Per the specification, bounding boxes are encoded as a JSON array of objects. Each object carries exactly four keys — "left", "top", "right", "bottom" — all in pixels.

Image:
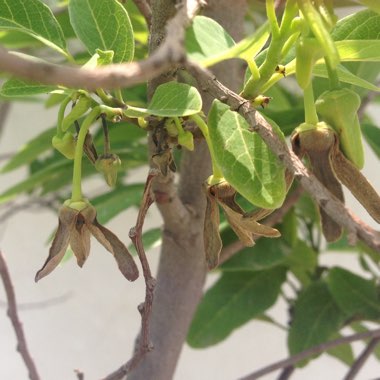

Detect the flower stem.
[
  {"left": 189, "top": 114, "right": 224, "bottom": 183},
  {"left": 56, "top": 96, "right": 72, "bottom": 137},
  {"left": 303, "top": 82, "right": 319, "bottom": 125}
]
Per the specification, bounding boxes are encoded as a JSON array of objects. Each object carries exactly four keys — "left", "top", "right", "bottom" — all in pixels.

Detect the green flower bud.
[
  {"left": 95, "top": 154, "right": 121, "bottom": 187},
  {"left": 178, "top": 130, "right": 194, "bottom": 151},
  {"left": 62, "top": 94, "right": 93, "bottom": 131},
  {"left": 52, "top": 132, "right": 76, "bottom": 159},
  {"left": 295, "top": 37, "right": 323, "bottom": 89},
  {"left": 316, "top": 88, "right": 364, "bottom": 169}
]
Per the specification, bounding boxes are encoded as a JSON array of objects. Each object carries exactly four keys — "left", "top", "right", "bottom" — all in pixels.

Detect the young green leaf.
[
  {"left": 332, "top": 9, "right": 380, "bottom": 40},
  {"left": 69, "top": 0, "right": 134, "bottom": 63},
  {"left": 326, "top": 267, "right": 380, "bottom": 320},
  {"left": 0, "top": 0, "right": 67, "bottom": 56},
  {"left": 147, "top": 82, "right": 202, "bottom": 117},
  {"left": 1, "top": 127, "right": 56, "bottom": 173},
  {"left": 0, "top": 78, "right": 57, "bottom": 97},
  {"left": 208, "top": 100, "right": 286, "bottom": 209},
  {"left": 326, "top": 333, "right": 355, "bottom": 366},
  {"left": 187, "top": 267, "right": 286, "bottom": 348},
  {"left": 288, "top": 282, "right": 346, "bottom": 361}
]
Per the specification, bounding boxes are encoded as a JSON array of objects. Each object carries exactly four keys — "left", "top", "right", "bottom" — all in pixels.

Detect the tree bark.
[{"left": 128, "top": 1, "right": 246, "bottom": 379}]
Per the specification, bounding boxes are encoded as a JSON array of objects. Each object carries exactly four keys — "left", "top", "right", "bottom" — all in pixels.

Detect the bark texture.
[{"left": 128, "top": 1, "right": 246, "bottom": 379}]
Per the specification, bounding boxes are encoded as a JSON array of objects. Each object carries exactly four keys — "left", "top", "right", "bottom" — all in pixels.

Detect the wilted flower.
[
  {"left": 35, "top": 200, "right": 139, "bottom": 282},
  {"left": 203, "top": 180, "right": 280, "bottom": 269},
  {"left": 292, "top": 122, "right": 380, "bottom": 242}
]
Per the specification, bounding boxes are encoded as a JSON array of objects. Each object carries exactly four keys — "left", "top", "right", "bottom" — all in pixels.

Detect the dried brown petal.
[
  {"left": 151, "top": 150, "right": 175, "bottom": 176},
  {"left": 203, "top": 185, "right": 222, "bottom": 270},
  {"left": 70, "top": 212, "right": 91, "bottom": 267},
  {"left": 35, "top": 206, "right": 76, "bottom": 282},
  {"left": 331, "top": 142, "right": 380, "bottom": 224},
  {"left": 88, "top": 218, "right": 139, "bottom": 281},
  {"left": 293, "top": 127, "right": 344, "bottom": 242}
]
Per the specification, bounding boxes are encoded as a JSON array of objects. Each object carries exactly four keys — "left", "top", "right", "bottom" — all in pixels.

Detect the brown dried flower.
[
  {"left": 203, "top": 180, "right": 280, "bottom": 269},
  {"left": 35, "top": 201, "right": 139, "bottom": 282}
]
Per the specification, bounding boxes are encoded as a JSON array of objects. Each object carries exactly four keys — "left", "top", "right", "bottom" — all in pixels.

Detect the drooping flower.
[{"left": 35, "top": 200, "right": 139, "bottom": 282}]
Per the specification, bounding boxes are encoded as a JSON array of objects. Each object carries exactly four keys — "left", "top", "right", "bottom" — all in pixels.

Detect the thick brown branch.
[
  {"left": 344, "top": 337, "right": 380, "bottom": 380},
  {"left": 0, "top": 0, "right": 202, "bottom": 91},
  {"left": 0, "top": 250, "right": 41, "bottom": 380},
  {"left": 239, "top": 328, "right": 380, "bottom": 380},
  {"left": 186, "top": 61, "right": 380, "bottom": 254},
  {"left": 102, "top": 169, "right": 158, "bottom": 380}
]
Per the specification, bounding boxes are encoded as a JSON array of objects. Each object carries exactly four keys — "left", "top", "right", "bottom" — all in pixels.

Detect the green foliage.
[
  {"left": 1, "top": 0, "right": 380, "bottom": 374},
  {"left": 68, "top": 0, "right": 134, "bottom": 62},
  {"left": 208, "top": 100, "right": 286, "bottom": 209},
  {"left": 187, "top": 267, "right": 286, "bottom": 348}
]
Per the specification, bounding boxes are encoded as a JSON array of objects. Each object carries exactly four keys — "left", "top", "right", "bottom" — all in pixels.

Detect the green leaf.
[
  {"left": 69, "top": 0, "right": 134, "bottom": 63},
  {"left": 92, "top": 184, "right": 144, "bottom": 224},
  {"left": 187, "top": 267, "right": 286, "bottom": 348},
  {"left": 0, "top": 0, "right": 67, "bottom": 55},
  {"left": 0, "top": 160, "right": 69, "bottom": 204},
  {"left": 336, "top": 40, "right": 380, "bottom": 62},
  {"left": 326, "top": 267, "right": 380, "bottom": 319},
  {"left": 185, "top": 16, "right": 235, "bottom": 65},
  {"left": 1, "top": 127, "right": 56, "bottom": 173},
  {"left": 326, "top": 333, "right": 354, "bottom": 366},
  {"left": 288, "top": 282, "right": 346, "bottom": 361},
  {"left": 0, "top": 78, "right": 57, "bottom": 97},
  {"left": 351, "top": 322, "right": 380, "bottom": 361},
  {"left": 128, "top": 227, "right": 162, "bottom": 254},
  {"left": 362, "top": 123, "right": 380, "bottom": 159},
  {"left": 332, "top": 10, "right": 380, "bottom": 40},
  {"left": 208, "top": 100, "right": 286, "bottom": 208},
  {"left": 147, "top": 82, "right": 202, "bottom": 117},
  {"left": 221, "top": 238, "right": 290, "bottom": 272}
]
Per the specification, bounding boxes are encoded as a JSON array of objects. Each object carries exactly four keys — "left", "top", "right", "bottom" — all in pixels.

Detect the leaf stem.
[
  {"left": 189, "top": 114, "right": 224, "bottom": 183},
  {"left": 325, "top": 58, "right": 340, "bottom": 90}
]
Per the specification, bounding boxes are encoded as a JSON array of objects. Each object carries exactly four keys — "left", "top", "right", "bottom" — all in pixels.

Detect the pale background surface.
[{"left": 1, "top": 100, "right": 380, "bottom": 380}]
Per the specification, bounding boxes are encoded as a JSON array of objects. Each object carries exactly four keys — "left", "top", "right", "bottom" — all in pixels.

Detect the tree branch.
[
  {"left": 238, "top": 328, "right": 380, "bottom": 380},
  {"left": 132, "top": 0, "right": 152, "bottom": 27},
  {"left": 186, "top": 61, "right": 380, "bottom": 255},
  {"left": 102, "top": 169, "right": 158, "bottom": 380},
  {"left": 0, "top": 250, "right": 41, "bottom": 380},
  {"left": 0, "top": 0, "right": 203, "bottom": 91},
  {"left": 344, "top": 337, "right": 380, "bottom": 380}
]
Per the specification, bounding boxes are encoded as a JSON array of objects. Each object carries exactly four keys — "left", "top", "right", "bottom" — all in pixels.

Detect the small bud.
[
  {"left": 252, "top": 95, "right": 272, "bottom": 109},
  {"left": 52, "top": 132, "right": 76, "bottom": 159},
  {"left": 95, "top": 154, "right": 121, "bottom": 187},
  {"left": 275, "top": 65, "right": 286, "bottom": 77},
  {"left": 178, "top": 130, "right": 194, "bottom": 151}
]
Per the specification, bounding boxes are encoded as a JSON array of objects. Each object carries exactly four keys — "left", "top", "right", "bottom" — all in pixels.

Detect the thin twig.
[
  {"left": 219, "top": 185, "right": 304, "bottom": 264},
  {"left": 186, "top": 61, "right": 380, "bottom": 255},
  {"left": 0, "top": 0, "right": 202, "bottom": 91},
  {"left": 277, "top": 366, "right": 295, "bottom": 380},
  {"left": 101, "top": 168, "right": 159, "bottom": 380},
  {"left": 344, "top": 336, "right": 380, "bottom": 380},
  {"left": 132, "top": 0, "right": 152, "bottom": 27},
  {"left": 0, "top": 250, "right": 41, "bottom": 380},
  {"left": 238, "top": 328, "right": 380, "bottom": 380},
  {"left": 74, "top": 369, "right": 85, "bottom": 380},
  {"left": 0, "top": 102, "right": 11, "bottom": 140}
]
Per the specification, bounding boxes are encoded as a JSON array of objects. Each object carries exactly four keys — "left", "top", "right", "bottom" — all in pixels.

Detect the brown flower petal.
[
  {"left": 331, "top": 141, "right": 380, "bottom": 224},
  {"left": 35, "top": 206, "right": 76, "bottom": 282},
  {"left": 203, "top": 186, "right": 222, "bottom": 270},
  {"left": 88, "top": 218, "right": 139, "bottom": 281},
  {"left": 70, "top": 212, "right": 91, "bottom": 267},
  {"left": 292, "top": 127, "right": 344, "bottom": 242}
]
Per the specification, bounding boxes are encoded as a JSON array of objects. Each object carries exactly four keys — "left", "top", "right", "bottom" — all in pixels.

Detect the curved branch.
[
  {"left": 186, "top": 61, "right": 380, "bottom": 254},
  {"left": 239, "top": 328, "right": 380, "bottom": 380},
  {"left": 0, "top": 0, "right": 203, "bottom": 91},
  {"left": 0, "top": 250, "right": 41, "bottom": 380}
]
